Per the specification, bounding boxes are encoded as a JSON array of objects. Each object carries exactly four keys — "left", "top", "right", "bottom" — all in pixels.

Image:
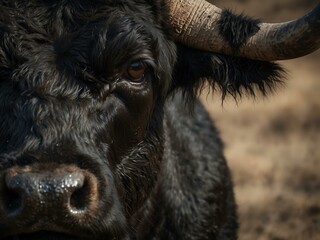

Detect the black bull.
[{"left": 0, "top": 1, "right": 318, "bottom": 239}]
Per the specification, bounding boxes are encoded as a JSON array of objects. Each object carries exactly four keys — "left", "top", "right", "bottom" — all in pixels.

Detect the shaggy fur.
[
  {"left": 172, "top": 44, "right": 285, "bottom": 104},
  {"left": 218, "top": 9, "right": 261, "bottom": 50},
  {"left": 0, "top": 0, "right": 284, "bottom": 239}
]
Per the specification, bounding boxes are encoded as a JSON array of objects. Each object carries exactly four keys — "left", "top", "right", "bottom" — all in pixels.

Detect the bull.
[{"left": 0, "top": 0, "right": 319, "bottom": 239}]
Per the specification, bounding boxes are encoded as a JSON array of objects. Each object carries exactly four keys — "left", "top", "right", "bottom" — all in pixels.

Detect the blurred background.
[{"left": 202, "top": 0, "right": 320, "bottom": 239}]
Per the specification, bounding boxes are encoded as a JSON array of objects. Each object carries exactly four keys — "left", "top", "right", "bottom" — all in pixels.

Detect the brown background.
[{"left": 202, "top": 0, "right": 320, "bottom": 239}]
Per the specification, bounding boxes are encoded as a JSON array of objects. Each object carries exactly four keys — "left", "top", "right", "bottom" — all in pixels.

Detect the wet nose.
[{"left": 0, "top": 166, "right": 97, "bottom": 220}]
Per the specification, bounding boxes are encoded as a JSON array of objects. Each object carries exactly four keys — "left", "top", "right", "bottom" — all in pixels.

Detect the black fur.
[
  {"left": 218, "top": 9, "right": 261, "bottom": 50},
  {"left": 0, "top": 0, "right": 285, "bottom": 239},
  {"left": 173, "top": 44, "right": 285, "bottom": 103}
]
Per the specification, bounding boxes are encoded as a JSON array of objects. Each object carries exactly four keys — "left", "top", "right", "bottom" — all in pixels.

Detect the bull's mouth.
[{"left": 3, "top": 231, "right": 83, "bottom": 240}]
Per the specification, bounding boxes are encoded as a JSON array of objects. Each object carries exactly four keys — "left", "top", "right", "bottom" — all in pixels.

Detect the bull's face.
[
  {"left": 1, "top": 0, "right": 319, "bottom": 239},
  {"left": 0, "top": 1, "right": 175, "bottom": 239}
]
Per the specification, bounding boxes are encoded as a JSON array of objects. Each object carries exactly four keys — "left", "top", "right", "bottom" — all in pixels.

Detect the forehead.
[
  {"left": 0, "top": 0, "right": 158, "bottom": 49},
  {"left": 0, "top": 0, "right": 161, "bottom": 84},
  {"left": 0, "top": 0, "right": 155, "bottom": 23},
  {"left": 0, "top": 0, "right": 175, "bottom": 90}
]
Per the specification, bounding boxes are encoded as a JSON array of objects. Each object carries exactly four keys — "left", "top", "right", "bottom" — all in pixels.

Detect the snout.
[
  {"left": 3, "top": 166, "right": 93, "bottom": 215},
  {"left": 0, "top": 165, "right": 103, "bottom": 239}
]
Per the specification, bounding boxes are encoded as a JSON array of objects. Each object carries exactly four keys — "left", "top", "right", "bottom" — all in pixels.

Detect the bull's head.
[{"left": 0, "top": 0, "right": 319, "bottom": 239}]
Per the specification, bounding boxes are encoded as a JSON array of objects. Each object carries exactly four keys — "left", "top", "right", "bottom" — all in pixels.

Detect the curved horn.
[{"left": 168, "top": 0, "right": 320, "bottom": 61}]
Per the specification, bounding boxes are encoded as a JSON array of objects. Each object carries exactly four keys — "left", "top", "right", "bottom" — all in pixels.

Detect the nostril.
[
  {"left": 2, "top": 173, "right": 24, "bottom": 216},
  {"left": 3, "top": 185, "right": 22, "bottom": 215},
  {"left": 69, "top": 179, "right": 90, "bottom": 213}
]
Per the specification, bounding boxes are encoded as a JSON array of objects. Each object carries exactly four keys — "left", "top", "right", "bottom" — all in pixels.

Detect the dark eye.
[{"left": 125, "top": 61, "right": 146, "bottom": 82}]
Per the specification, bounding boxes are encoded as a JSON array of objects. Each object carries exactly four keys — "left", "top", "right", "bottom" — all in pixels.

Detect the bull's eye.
[{"left": 125, "top": 61, "right": 146, "bottom": 82}]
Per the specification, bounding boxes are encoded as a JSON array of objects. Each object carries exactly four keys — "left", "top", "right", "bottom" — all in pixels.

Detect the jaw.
[
  {"left": 0, "top": 221, "right": 129, "bottom": 240},
  {"left": 1, "top": 230, "right": 126, "bottom": 240},
  {"left": 0, "top": 214, "right": 129, "bottom": 240},
  {"left": 2, "top": 231, "right": 83, "bottom": 240}
]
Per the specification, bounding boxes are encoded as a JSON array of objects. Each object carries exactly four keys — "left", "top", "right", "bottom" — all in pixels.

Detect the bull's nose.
[{"left": 0, "top": 166, "right": 98, "bottom": 221}]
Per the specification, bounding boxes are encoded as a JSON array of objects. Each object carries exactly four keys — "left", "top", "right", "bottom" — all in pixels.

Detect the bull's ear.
[{"left": 171, "top": 44, "right": 286, "bottom": 103}]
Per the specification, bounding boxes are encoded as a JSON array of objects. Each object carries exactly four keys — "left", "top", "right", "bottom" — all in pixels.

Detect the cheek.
[
  {"left": 105, "top": 82, "right": 155, "bottom": 155},
  {"left": 117, "top": 94, "right": 154, "bottom": 143},
  {"left": 116, "top": 81, "right": 155, "bottom": 128},
  {"left": 129, "top": 92, "right": 155, "bottom": 139}
]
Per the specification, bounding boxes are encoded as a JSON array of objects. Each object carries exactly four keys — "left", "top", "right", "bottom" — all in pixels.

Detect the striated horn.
[{"left": 168, "top": 0, "right": 320, "bottom": 61}]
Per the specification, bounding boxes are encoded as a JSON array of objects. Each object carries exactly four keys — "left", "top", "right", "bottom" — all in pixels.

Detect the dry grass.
[{"left": 202, "top": 0, "right": 320, "bottom": 239}]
